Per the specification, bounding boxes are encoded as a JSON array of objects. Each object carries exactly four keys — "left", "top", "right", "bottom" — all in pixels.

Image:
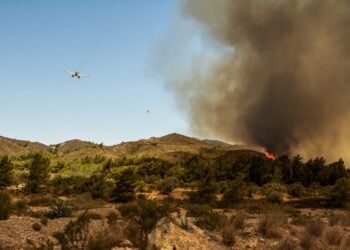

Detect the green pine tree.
[
  {"left": 0, "top": 156, "right": 13, "bottom": 189},
  {"left": 26, "top": 153, "right": 50, "bottom": 193}
]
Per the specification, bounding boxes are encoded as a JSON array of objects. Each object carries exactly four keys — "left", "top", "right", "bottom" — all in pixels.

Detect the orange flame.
[{"left": 264, "top": 151, "right": 276, "bottom": 160}]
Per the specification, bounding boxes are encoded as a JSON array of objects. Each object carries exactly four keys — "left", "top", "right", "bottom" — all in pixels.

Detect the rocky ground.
[{"left": 1, "top": 202, "right": 350, "bottom": 250}]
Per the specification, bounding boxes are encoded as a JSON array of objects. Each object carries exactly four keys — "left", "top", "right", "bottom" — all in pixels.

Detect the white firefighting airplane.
[{"left": 64, "top": 70, "right": 90, "bottom": 78}]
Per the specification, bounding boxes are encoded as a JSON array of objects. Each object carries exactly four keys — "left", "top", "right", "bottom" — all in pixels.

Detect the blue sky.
[{"left": 0, "top": 0, "right": 192, "bottom": 145}]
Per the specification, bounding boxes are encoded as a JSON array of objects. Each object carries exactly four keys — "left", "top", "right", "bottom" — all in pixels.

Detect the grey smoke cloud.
[{"left": 169, "top": 0, "right": 350, "bottom": 162}]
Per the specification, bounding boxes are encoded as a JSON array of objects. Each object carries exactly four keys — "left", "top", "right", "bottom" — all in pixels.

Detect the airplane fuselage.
[{"left": 71, "top": 72, "right": 81, "bottom": 78}]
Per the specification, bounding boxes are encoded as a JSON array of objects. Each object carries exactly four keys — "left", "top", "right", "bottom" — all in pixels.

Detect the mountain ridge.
[{"left": 0, "top": 133, "right": 259, "bottom": 163}]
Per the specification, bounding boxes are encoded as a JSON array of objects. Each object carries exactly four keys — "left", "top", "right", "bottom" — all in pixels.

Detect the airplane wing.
[
  {"left": 80, "top": 73, "right": 91, "bottom": 78},
  {"left": 63, "top": 70, "right": 74, "bottom": 75}
]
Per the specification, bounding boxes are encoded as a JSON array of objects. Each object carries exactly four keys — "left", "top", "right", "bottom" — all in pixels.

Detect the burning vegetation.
[
  {"left": 264, "top": 151, "right": 276, "bottom": 160},
  {"left": 165, "top": 0, "right": 350, "bottom": 163}
]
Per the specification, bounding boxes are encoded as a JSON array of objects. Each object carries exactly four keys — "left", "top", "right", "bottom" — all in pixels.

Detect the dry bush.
[
  {"left": 222, "top": 225, "right": 236, "bottom": 246},
  {"left": 274, "top": 239, "right": 298, "bottom": 250},
  {"left": 26, "top": 239, "right": 54, "bottom": 250},
  {"left": 186, "top": 204, "right": 224, "bottom": 231},
  {"left": 32, "top": 222, "right": 41, "bottom": 231},
  {"left": 324, "top": 226, "right": 343, "bottom": 246},
  {"left": 28, "top": 197, "right": 54, "bottom": 206},
  {"left": 290, "top": 214, "right": 308, "bottom": 226},
  {"left": 243, "top": 201, "right": 266, "bottom": 214},
  {"left": 53, "top": 211, "right": 93, "bottom": 250},
  {"left": 257, "top": 212, "right": 286, "bottom": 238},
  {"left": 40, "top": 216, "right": 48, "bottom": 226},
  {"left": 46, "top": 199, "right": 72, "bottom": 219},
  {"left": 305, "top": 219, "right": 324, "bottom": 238},
  {"left": 232, "top": 211, "right": 246, "bottom": 230},
  {"left": 329, "top": 213, "right": 350, "bottom": 227},
  {"left": 299, "top": 232, "right": 317, "bottom": 250},
  {"left": 87, "top": 228, "right": 125, "bottom": 250},
  {"left": 288, "top": 183, "right": 305, "bottom": 198},
  {"left": 0, "top": 191, "right": 11, "bottom": 220},
  {"left": 106, "top": 211, "right": 119, "bottom": 227},
  {"left": 266, "top": 191, "right": 283, "bottom": 204},
  {"left": 13, "top": 199, "right": 28, "bottom": 213},
  {"left": 340, "top": 236, "right": 350, "bottom": 249}
]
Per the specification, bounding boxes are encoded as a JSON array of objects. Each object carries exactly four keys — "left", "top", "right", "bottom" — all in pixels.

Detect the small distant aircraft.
[
  {"left": 64, "top": 70, "right": 90, "bottom": 78},
  {"left": 146, "top": 109, "right": 150, "bottom": 113}
]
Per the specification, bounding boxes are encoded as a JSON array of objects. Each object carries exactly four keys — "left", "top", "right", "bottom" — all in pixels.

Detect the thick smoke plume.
[{"left": 173, "top": 0, "right": 350, "bottom": 161}]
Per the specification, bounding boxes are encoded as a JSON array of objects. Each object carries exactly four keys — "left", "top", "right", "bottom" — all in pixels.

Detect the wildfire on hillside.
[{"left": 264, "top": 151, "right": 276, "bottom": 160}]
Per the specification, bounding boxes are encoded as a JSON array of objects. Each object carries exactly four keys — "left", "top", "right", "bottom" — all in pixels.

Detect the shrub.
[
  {"left": 51, "top": 161, "right": 65, "bottom": 173},
  {"left": 106, "top": 211, "right": 119, "bottom": 227},
  {"left": 222, "top": 225, "right": 236, "bottom": 246},
  {"left": 111, "top": 168, "right": 135, "bottom": 203},
  {"left": 290, "top": 214, "right": 308, "bottom": 226},
  {"left": 299, "top": 232, "right": 317, "bottom": 250},
  {"left": 328, "top": 213, "right": 350, "bottom": 227},
  {"left": 13, "top": 199, "right": 28, "bottom": 213},
  {"left": 341, "top": 236, "right": 350, "bottom": 249},
  {"left": 87, "top": 231, "right": 111, "bottom": 250},
  {"left": 86, "top": 173, "right": 110, "bottom": 199},
  {"left": 263, "top": 183, "right": 286, "bottom": 204},
  {"left": 29, "top": 210, "right": 46, "bottom": 219},
  {"left": 50, "top": 175, "right": 88, "bottom": 195},
  {"left": 267, "top": 191, "right": 283, "bottom": 204},
  {"left": 246, "top": 184, "right": 259, "bottom": 198},
  {"left": 87, "top": 228, "right": 124, "bottom": 250},
  {"left": 26, "top": 153, "right": 50, "bottom": 193},
  {"left": 40, "top": 216, "right": 48, "bottom": 226},
  {"left": 188, "top": 180, "right": 217, "bottom": 204},
  {"left": 87, "top": 212, "right": 103, "bottom": 220},
  {"left": 327, "top": 178, "right": 350, "bottom": 207},
  {"left": 232, "top": 211, "right": 246, "bottom": 230},
  {"left": 46, "top": 200, "right": 72, "bottom": 219},
  {"left": 12, "top": 169, "right": 29, "bottom": 190},
  {"left": 324, "top": 227, "right": 343, "bottom": 246},
  {"left": 53, "top": 211, "right": 93, "bottom": 250},
  {"left": 156, "top": 177, "right": 177, "bottom": 194},
  {"left": 178, "top": 214, "right": 191, "bottom": 231},
  {"left": 32, "top": 222, "right": 42, "bottom": 231},
  {"left": 274, "top": 239, "right": 298, "bottom": 250},
  {"left": 262, "top": 182, "right": 287, "bottom": 195},
  {"left": 134, "top": 180, "right": 147, "bottom": 192},
  {"left": 257, "top": 212, "right": 286, "bottom": 238},
  {"left": 0, "top": 191, "right": 11, "bottom": 220},
  {"left": 28, "top": 197, "right": 54, "bottom": 207},
  {"left": 221, "top": 181, "right": 242, "bottom": 207},
  {"left": 0, "top": 156, "right": 13, "bottom": 188},
  {"left": 119, "top": 199, "right": 169, "bottom": 249},
  {"left": 244, "top": 201, "right": 266, "bottom": 214},
  {"left": 187, "top": 204, "right": 224, "bottom": 231},
  {"left": 26, "top": 239, "right": 54, "bottom": 250},
  {"left": 305, "top": 219, "right": 324, "bottom": 238},
  {"left": 288, "top": 183, "right": 305, "bottom": 198}
]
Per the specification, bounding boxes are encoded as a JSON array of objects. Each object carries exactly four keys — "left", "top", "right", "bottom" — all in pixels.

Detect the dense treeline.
[{"left": 0, "top": 151, "right": 349, "bottom": 207}]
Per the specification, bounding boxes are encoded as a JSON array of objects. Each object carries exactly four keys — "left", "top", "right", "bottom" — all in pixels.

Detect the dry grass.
[
  {"left": 340, "top": 236, "right": 350, "bottom": 249},
  {"left": 231, "top": 211, "right": 246, "bottom": 230},
  {"left": 328, "top": 212, "right": 350, "bottom": 227},
  {"left": 305, "top": 219, "right": 324, "bottom": 238},
  {"left": 221, "top": 224, "right": 236, "bottom": 246},
  {"left": 274, "top": 239, "right": 298, "bottom": 250},
  {"left": 87, "top": 227, "right": 125, "bottom": 249},
  {"left": 324, "top": 226, "right": 343, "bottom": 246},
  {"left": 257, "top": 212, "right": 286, "bottom": 238},
  {"left": 299, "top": 232, "right": 317, "bottom": 250}
]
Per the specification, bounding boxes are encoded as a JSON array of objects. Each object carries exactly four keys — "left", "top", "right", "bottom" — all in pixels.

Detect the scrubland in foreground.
[{"left": 0, "top": 134, "right": 350, "bottom": 249}]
